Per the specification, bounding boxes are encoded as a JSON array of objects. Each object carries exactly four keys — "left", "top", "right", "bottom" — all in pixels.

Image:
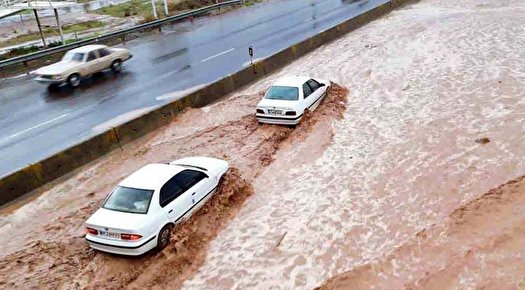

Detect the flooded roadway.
[{"left": 0, "top": 0, "right": 386, "bottom": 179}]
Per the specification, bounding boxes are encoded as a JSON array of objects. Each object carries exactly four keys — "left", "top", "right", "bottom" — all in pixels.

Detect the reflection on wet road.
[{"left": 0, "top": 0, "right": 386, "bottom": 178}]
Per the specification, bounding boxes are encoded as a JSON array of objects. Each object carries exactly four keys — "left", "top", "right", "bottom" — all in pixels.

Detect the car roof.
[
  {"left": 272, "top": 75, "right": 311, "bottom": 87},
  {"left": 68, "top": 44, "right": 107, "bottom": 53},
  {"left": 119, "top": 163, "right": 184, "bottom": 190}
]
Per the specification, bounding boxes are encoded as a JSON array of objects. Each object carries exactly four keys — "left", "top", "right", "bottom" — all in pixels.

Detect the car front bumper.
[
  {"left": 34, "top": 76, "right": 65, "bottom": 84},
  {"left": 256, "top": 114, "right": 303, "bottom": 125},
  {"left": 85, "top": 234, "right": 157, "bottom": 256}
]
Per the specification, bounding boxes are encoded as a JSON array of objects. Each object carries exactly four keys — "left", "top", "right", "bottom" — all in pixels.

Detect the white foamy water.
[{"left": 183, "top": 0, "right": 525, "bottom": 289}]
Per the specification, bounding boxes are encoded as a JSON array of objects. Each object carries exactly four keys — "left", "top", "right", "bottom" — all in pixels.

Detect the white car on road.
[
  {"left": 256, "top": 76, "right": 329, "bottom": 125},
  {"left": 33, "top": 44, "right": 132, "bottom": 88},
  {"left": 85, "top": 157, "right": 229, "bottom": 256}
]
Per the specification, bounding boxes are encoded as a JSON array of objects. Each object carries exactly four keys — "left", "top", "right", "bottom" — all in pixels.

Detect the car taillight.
[
  {"left": 285, "top": 111, "right": 297, "bottom": 116},
  {"left": 256, "top": 109, "right": 264, "bottom": 114},
  {"left": 86, "top": 227, "right": 98, "bottom": 235},
  {"left": 121, "top": 234, "right": 142, "bottom": 240}
]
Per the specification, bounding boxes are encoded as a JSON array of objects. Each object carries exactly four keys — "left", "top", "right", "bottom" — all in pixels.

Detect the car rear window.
[
  {"left": 62, "top": 52, "right": 84, "bottom": 62},
  {"left": 265, "top": 86, "right": 299, "bottom": 101},
  {"left": 103, "top": 186, "right": 154, "bottom": 214}
]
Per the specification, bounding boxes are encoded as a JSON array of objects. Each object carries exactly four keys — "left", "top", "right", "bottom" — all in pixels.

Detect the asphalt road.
[{"left": 0, "top": 0, "right": 387, "bottom": 178}]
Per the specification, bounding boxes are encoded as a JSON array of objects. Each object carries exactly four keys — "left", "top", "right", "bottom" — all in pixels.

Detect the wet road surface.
[{"left": 0, "top": 0, "right": 386, "bottom": 178}]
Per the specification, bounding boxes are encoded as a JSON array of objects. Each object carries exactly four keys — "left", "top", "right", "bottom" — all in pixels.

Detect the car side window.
[
  {"left": 98, "top": 48, "right": 111, "bottom": 57},
  {"left": 303, "top": 83, "right": 313, "bottom": 99},
  {"left": 86, "top": 51, "right": 97, "bottom": 62},
  {"left": 159, "top": 170, "right": 208, "bottom": 207},
  {"left": 307, "top": 79, "right": 320, "bottom": 92}
]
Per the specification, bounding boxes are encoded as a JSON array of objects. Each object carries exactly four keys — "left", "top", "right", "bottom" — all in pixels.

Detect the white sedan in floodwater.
[
  {"left": 33, "top": 44, "right": 132, "bottom": 88},
  {"left": 256, "top": 76, "right": 329, "bottom": 125},
  {"left": 85, "top": 157, "right": 229, "bottom": 256}
]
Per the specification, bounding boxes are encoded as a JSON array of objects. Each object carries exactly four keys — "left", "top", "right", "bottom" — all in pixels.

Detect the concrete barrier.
[{"left": 0, "top": 0, "right": 416, "bottom": 206}]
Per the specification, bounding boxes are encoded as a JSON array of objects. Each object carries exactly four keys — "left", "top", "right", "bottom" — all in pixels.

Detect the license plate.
[
  {"left": 99, "top": 231, "right": 120, "bottom": 239},
  {"left": 267, "top": 109, "right": 283, "bottom": 115}
]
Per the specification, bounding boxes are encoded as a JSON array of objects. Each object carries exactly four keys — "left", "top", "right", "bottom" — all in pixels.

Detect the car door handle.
[
  {"left": 191, "top": 192, "right": 196, "bottom": 196},
  {"left": 168, "top": 209, "right": 173, "bottom": 213}
]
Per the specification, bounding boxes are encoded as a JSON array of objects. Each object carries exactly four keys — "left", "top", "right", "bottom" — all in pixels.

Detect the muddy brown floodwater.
[
  {"left": 0, "top": 84, "right": 348, "bottom": 289},
  {"left": 317, "top": 174, "right": 525, "bottom": 290},
  {"left": 181, "top": 0, "right": 525, "bottom": 288}
]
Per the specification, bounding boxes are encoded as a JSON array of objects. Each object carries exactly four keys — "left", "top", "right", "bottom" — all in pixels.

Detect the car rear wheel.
[
  {"left": 111, "top": 59, "right": 122, "bottom": 73},
  {"left": 156, "top": 224, "right": 173, "bottom": 251},
  {"left": 67, "top": 73, "right": 81, "bottom": 88}
]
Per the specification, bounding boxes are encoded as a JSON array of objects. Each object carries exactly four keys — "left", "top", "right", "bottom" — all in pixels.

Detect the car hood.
[
  {"left": 257, "top": 98, "right": 299, "bottom": 109},
  {"left": 35, "top": 61, "right": 80, "bottom": 75},
  {"left": 86, "top": 208, "right": 153, "bottom": 232}
]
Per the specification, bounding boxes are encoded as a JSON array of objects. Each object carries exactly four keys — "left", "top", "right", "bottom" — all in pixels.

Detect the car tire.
[
  {"left": 156, "top": 224, "right": 173, "bottom": 251},
  {"left": 48, "top": 83, "right": 60, "bottom": 90},
  {"left": 110, "top": 59, "right": 122, "bottom": 73},
  {"left": 67, "top": 73, "right": 81, "bottom": 88}
]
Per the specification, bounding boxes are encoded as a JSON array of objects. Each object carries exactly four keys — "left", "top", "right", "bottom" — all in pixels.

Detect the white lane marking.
[
  {"left": 1, "top": 113, "right": 70, "bottom": 143},
  {"left": 201, "top": 48, "right": 235, "bottom": 63}
]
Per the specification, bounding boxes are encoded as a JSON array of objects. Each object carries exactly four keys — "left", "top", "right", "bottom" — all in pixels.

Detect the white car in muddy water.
[
  {"left": 84, "top": 157, "right": 228, "bottom": 256},
  {"left": 33, "top": 44, "right": 132, "bottom": 88},
  {"left": 256, "top": 76, "right": 329, "bottom": 125}
]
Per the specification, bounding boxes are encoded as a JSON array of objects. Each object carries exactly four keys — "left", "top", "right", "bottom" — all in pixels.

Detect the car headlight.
[{"left": 52, "top": 75, "right": 62, "bottom": 80}]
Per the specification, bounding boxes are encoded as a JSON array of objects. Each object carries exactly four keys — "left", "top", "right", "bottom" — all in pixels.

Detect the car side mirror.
[{"left": 319, "top": 83, "right": 326, "bottom": 87}]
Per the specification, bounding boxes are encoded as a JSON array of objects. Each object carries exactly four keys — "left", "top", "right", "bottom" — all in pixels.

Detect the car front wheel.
[
  {"left": 156, "top": 224, "right": 173, "bottom": 251},
  {"left": 67, "top": 73, "right": 81, "bottom": 88},
  {"left": 111, "top": 59, "right": 122, "bottom": 73}
]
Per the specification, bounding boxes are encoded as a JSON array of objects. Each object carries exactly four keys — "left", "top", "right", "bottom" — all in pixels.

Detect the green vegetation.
[
  {"left": 63, "top": 20, "right": 105, "bottom": 33},
  {"left": 96, "top": 0, "right": 155, "bottom": 18},
  {"left": 0, "top": 21, "right": 105, "bottom": 47},
  {"left": 0, "top": 38, "right": 86, "bottom": 61},
  {"left": 243, "top": 0, "right": 262, "bottom": 7},
  {"left": 95, "top": 0, "right": 256, "bottom": 20}
]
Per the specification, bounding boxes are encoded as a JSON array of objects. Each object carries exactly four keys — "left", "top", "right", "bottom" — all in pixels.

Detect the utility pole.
[
  {"left": 163, "top": 0, "right": 168, "bottom": 15},
  {"left": 151, "top": 0, "right": 158, "bottom": 19},
  {"left": 53, "top": 8, "right": 65, "bottom": 45},
  {"left": 33, "top": 9, "right": 47, "bottom": 48}
]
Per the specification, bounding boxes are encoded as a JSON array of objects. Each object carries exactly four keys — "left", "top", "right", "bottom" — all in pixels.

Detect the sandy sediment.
[{"left": 0, "top": 83, "right": 347, "bottom": 289}]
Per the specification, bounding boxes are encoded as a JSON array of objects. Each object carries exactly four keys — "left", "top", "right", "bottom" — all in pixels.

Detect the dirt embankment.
[
  {"left": 316, "top": 174, "right": 525, "bottom": 290},
  {"left": 0, "top": 83, "right": 348, "bottom": 289}
]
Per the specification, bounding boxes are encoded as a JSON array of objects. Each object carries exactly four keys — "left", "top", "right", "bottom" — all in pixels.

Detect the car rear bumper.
[
  {"left": 256, "top": 114, "right": 303, "bottom": 125},
  {"left": 85, "top": 234, "right": 157, "bottom": 256}
]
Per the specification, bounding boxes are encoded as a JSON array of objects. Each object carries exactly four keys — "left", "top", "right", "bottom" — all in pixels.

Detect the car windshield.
[
  {"left": 265, "top": 86, "right": 299, "bottom": 101},
  {"left": 62, "top": 52, "right": 85, "bottom": 62},
  {"left": 103, "top": 186, "right": 154, "bottom": 214}
]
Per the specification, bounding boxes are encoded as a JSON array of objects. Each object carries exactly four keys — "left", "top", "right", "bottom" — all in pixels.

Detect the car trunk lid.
[{"left": 85, "top": 208, "right": 151, "bottom": 237}]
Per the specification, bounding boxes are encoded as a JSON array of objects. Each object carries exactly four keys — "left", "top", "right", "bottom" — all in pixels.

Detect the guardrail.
[{"left": 0, "top": 0, "right": 242, "bottom": 69}]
